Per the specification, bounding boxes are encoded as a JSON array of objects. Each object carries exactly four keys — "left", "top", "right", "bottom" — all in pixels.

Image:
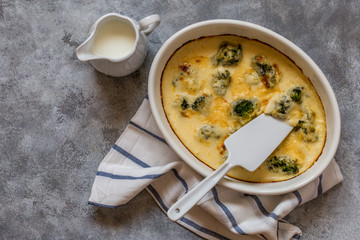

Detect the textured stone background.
[{"left": 1, "top": 0, "right": 359, "bottom": 239}]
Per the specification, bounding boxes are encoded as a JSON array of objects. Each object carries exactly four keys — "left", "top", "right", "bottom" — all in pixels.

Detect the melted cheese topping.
[{"left": 161, "top": 35, "right": 326, "bottom": 182}]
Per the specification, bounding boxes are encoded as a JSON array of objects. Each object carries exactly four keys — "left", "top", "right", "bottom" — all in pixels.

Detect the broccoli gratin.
[{"left": 161, "top": 35, "right": 326, "bottom": 182}]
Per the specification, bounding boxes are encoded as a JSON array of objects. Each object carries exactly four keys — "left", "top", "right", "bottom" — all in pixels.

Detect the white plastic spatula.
[{"left": 167, "top": 113, "right": 293, "bottom": 221}]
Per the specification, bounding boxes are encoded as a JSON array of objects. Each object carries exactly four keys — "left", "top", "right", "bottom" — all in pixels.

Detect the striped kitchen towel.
[{"left": 88, "top": 98, "right": 343, "bottom": 240}]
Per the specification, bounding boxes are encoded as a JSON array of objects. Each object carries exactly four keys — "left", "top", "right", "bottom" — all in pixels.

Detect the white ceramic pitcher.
[{"left": 76, "top": 13, "right": 160, "bottom": 77}]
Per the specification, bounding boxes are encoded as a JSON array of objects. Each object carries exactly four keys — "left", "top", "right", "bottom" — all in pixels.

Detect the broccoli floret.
[
  {"left": 232, "top": 99, "right": 255, "bottom": 118},
  {"left": 198, "top": 125, "right": 221, "bottom": 140},
  {"left": 192, "top": 95, "right": 206, "bottom": 111},
  {"left": 295, "top": 119, "right": 317, "bottom": 142},
  {"left": 180, "top": 98, "right": 189, "bottom": 110},
  {"left": 252, "top": 59, "right": 273, "bottom": 77},
  {"left": 174, "top": 96, "right": 190, "bottom": 112},
  {"left": 211, "top": 69, "right": 231, "bottom": 96},
  {"left": 212, "top": 42, "right": 243, "bottom": 66},
  {"left": 289, "top": 87, "right": 304, "bottom": 102},
  {"left": 294, "top": 109, "right": 318, "bottom": 142},
  {"left": 265, "top": 94, "right": 293, "bottom": 119},
  {"left": 294, "top": 120, "right": 305, "bottom": 131},
  {"left": 277, "top": 95, "right": 292, "bottom": 114},
  {"left": 251, "top": 55, "right": 280, "bottom": 88},
  {"left": 266, "top": 156, "right": 299, "bottom": 174}
]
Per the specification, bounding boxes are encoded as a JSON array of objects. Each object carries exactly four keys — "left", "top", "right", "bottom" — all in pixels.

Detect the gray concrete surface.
[{"left": 0, "top": 0, "right": 359, "bottom": 239}]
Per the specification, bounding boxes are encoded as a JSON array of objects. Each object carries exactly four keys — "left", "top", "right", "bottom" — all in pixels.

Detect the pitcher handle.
[{"left": 139, "top": 14, "right": 161, "bottom": 35}]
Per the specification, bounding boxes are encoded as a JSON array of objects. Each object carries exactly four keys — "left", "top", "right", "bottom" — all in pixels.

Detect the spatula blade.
[{"left": 224, "top": 114, "right": 293, "bottom": 172}]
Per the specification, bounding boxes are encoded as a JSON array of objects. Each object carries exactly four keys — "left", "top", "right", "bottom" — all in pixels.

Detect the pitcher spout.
[{"left": 76, "top": 35, "right": 99, "bottom": 62}]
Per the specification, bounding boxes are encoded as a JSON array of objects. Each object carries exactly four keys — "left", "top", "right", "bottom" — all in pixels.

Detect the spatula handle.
[{"left": 167, "top": 161, "right": 233, "bottom": 221}]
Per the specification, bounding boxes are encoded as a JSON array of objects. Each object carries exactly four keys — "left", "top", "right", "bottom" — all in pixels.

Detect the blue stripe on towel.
[
  {"left": 113, "top": 144, "right": 150, "bottom": 168},
  {"left": 88, "top": 201, "right": 124, "bottom": 208},
  {"left": 96, "top": 171, "right": 163, "bottom": 180},
  {"left": 260, "top": 233, "right": 268, "bottom": 240},
  {"left": 293, "top": 234, "right": 301, "bottom": 239},
  {"left": 147, "top": 185, "right": 169, "bottom": 211},
  {"left": 171, "top": 169, "right": 189, "bottom": 193},
  {"left": 318, "top": 174, "right": 323, "bottom": 195},
  {"left": 147, "top": 185, "right": 229, "bottom": 240},
  {"left": 130, "top": 121, "right": 167, "bottom": 144},
  {"left": 180, "top": 217, "right": 231, "bottom": 240},
  {"left": 244, "top": 194, "right": 278, "bottom": 220},
  {"left": 212, "top": 187, "right": 247, "bottom": 235},
  {"left": 292, "top": 190, "right": 302, "bottom": 205}
]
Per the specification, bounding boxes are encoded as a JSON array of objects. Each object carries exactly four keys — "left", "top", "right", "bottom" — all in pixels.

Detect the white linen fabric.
[{"left": 89, "top": 98, "right": 343, "bottom": 240}]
